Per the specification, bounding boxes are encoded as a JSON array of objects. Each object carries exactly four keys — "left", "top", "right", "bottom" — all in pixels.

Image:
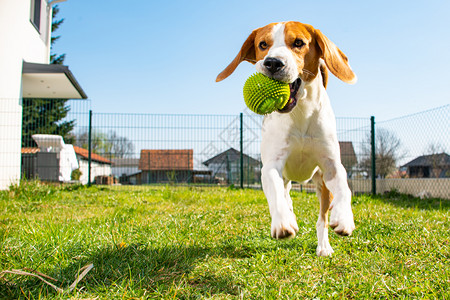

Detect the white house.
[
  {"left": 0, "top": 0, "right": 87, "bottom": 190},
  {"left": 73, "top": 146, "right": 112, "bottom": 185}
]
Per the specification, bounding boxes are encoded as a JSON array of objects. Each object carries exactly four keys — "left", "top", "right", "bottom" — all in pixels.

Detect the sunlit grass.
[{"left": 0, "top": 181, "right": 449, "bottom": 299}]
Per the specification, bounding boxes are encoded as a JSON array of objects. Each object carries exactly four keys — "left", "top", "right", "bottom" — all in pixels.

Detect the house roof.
[
  {"left": 111, "top": 158, "right": 140, "bottom": 167},
  {"left": 21, "top": 147, "right": 40, "bottom": 154},
  {"left": 139, "top": 149, "right": 193, "bottom": 171},
  {"left": 202, "top": 148, "right": 260, "bottom": 166},
  {"left": 21, "top": 146, "right": 112, "bottom": 165},
  {"left": 339, "top": 141, "right": 357, "bottom": 166},
  {"left": 402, "top": 153, "right": 450, "bottom": 168},
  {"left": 73, "top": 146, "right": 112, "bottom": 165},
  {"left": 22, "top": 62, "right": 88, "bottom": 99}
]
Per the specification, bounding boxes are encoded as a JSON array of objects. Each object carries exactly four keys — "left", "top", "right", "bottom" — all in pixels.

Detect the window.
[{"left": 30, "top": 0, "right": 41, "bottom": 32}]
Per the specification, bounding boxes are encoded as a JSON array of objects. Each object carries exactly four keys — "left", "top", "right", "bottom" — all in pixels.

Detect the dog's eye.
[
  {"left": 259, "top": 41, "right": 268, "bottom": 50},
  {"left": 293, "top": 39, "right": 305, "bottom": 48}
]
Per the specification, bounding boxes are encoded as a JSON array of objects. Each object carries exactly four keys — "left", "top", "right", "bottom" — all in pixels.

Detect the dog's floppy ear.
[
  {"left": 216, "top": 30, "right": 257, "bottom": 82},
  {"left": 315, "top": 29, "right": 357, "bottom": 84}
]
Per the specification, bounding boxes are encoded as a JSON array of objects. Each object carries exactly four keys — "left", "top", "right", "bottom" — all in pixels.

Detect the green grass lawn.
[{"left": 0, "top": 181, "right": 449, "bottom": 299}]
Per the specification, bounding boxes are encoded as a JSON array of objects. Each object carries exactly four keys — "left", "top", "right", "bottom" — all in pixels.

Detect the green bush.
[{"left": 71, "top": 168, "right": 82, "bottom": 181}]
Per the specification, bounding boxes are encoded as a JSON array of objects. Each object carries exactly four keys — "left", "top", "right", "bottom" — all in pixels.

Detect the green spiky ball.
[{"left": 243, "top": 73, "right": 290, "bottom": 115}]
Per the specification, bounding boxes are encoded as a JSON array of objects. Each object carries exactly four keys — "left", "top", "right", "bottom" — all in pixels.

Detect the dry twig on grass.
[{"left": 0, "top": 263, "right": 94, "bottom": 294}]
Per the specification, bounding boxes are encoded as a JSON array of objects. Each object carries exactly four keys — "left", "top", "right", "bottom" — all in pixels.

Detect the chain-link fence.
[
  {"left": 1, "top": 98, "right": 449, "bottom": 199},
  {"left": 373, "top": 105, "right": 449, "bottom": 198},
  {"left": 87, "top": 112, "right": 262, "bottom": 187},
  {"left": 69, "top": 110, "right": 372, "bottom": 192}
]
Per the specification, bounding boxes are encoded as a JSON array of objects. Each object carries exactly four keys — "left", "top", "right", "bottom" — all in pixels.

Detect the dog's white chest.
[
  {"left": 261, "top": 84, "right": 338, "bottom": 183},
  {"left": 283, "top": 136, "right": 321, "bottom": 182},
  {"left": 261, "top": 106, "right": 321, "bottom": 182}
]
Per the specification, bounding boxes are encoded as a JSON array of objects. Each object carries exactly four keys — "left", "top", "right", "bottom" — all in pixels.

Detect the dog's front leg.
[
  {"left": 261, "top": 115, "right": 298, "bottom": 239},
  {"left": 261, "top": 160, "right": 299, "bottom": 239}
]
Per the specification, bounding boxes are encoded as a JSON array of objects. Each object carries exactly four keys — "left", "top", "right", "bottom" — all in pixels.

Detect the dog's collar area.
[{"left": 278, "top": 78, "right": 301, "bottom": 113}]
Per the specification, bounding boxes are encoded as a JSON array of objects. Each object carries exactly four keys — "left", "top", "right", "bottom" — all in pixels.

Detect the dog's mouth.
[{"left": 278, "top": 78, "right": 301, "bottom": 113}]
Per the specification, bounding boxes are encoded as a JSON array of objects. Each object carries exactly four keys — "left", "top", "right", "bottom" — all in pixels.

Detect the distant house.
[
  {"left": 402, "top": 153, "right": 450, "bottom": 178},
  {"left": 203, "top": 148, "right": 261, "bottom": 184},
  {"left": 22, "top": 144, "right": 112, "bottom": 184},
  {"left": 111, "top": 158, "right": 140, "bottom": 184},
  {"left": 73, "top": 146, "right": 112, "bottom": 184},
  {"left": 339, "top": 141, "right": 357, "bottom": 177},
  {"left": 139, "top": 149, "right": 193, "bottom": 183},
  {"left": 21, "top": 134, "right": 79, "bottom": 182}
]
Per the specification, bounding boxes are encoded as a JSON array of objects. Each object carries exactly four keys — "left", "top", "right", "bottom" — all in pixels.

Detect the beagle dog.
[{"left": 216, "top": 21, "right": 356, "bottom": 256}]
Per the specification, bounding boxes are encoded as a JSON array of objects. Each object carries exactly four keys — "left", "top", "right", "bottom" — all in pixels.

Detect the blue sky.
[{"left": 54, "top": 0, "right": 450, "bottom": 120}]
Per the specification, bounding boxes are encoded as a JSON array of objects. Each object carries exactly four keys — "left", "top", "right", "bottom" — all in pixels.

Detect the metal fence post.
[
  {"left": 240, "top": 112, "right": 244, "bottom": 189},
  {"left": 88, "top": 110, "right": 92, "bottom": 186},
  {"left": 370, "top": 116, "right": 376, "bottom": 195}
]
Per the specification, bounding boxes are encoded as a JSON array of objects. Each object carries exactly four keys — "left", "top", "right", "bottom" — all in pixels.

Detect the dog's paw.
[
  {"left": 316, "top": 243, "right": 334, "bottom": 257},
  {"left": 271, "top": 212, "right": 299, "bottom": 239},
  {"left": 329, "top": 202, "right": 355, "bottom": 236}
]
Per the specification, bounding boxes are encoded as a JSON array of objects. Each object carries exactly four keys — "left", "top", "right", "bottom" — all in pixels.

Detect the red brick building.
[{"left": 138, "top": 149, "right": 193, "bottom": 183}]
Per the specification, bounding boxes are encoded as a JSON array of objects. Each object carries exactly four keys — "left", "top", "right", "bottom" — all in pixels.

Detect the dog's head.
[{"left": 216, "top": 21, "right": 357, "bottom": 113}]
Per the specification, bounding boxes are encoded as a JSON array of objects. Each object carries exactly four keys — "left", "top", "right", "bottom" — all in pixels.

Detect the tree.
[
  {"left": 72, "top": 130, "right": 106, "bottom": 155},
  {"left": 22, "top": 5, "right": 73, "bottom": 147},
  {"left": 73, "top": 130, "right": 134, "bottom": 158},
  {"left": 50, "top": 5, "right": 66, "bottom": 65},
  {"left": 22, "top": 99, "right": 75, "bottom": 147},
  {"left": 425, "top": 143, "right": 444, "bottom": 156},
  {"left": 105, "top": 131, "right": 135, "bottom": 158},
  {"left": 360, "top": 128, "right": 405, "bottom": 178}
]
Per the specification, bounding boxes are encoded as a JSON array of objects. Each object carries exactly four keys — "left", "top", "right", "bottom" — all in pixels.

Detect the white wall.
[
  {"left": 0, "top": 100, "right": 23, "bottom": 189},
  {"left": 349, "top": 178, "right": 450, "bottom": 199},
  {"left": 78, "top": 159, "right": 113, "bottom": 185},
  {"left": 293, "top": 179, "right": 450, "bottom": 199},
  {"left": 0, "top": 0, "right": 51, "bottom": 189}
]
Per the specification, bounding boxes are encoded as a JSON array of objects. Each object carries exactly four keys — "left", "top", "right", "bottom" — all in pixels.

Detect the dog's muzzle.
[{"left": 262, "top": 57, "right": 301, "bottom": 114}]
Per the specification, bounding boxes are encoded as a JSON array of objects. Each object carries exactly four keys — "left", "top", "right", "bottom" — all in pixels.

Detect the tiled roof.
[
  {"left": 21, "top": 147, "right": 40, "bottom": 154},
  {"left": 73, "top": 146, "right": 112, "bottom": 164},
  {"left": 21, "top": 146, "right": 112, "bottom": 164},
  {"left": 139, "top": 149, "right": 193, "bottom": 171}
]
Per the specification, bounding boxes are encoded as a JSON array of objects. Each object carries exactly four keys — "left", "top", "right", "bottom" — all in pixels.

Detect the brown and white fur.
[{"left": 216, "top": 21, "right": 356, "bottom": 256}]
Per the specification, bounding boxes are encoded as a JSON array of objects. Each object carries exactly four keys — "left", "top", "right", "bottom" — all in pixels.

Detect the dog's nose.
[{"left": 263, "top": 58, "right": 285, "bottom": 74}]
